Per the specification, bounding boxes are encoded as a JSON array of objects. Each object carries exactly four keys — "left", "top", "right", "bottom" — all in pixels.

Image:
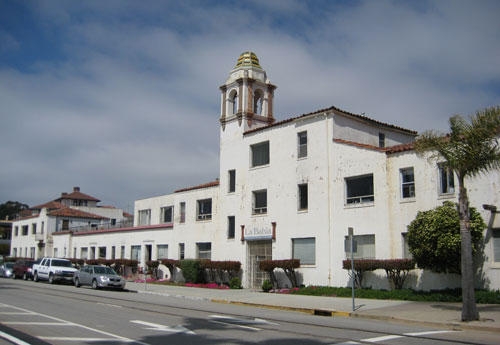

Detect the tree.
[
  {"left": 414, "top": 106, "right": 500, "bottom": 321},
  {"left": 0, "top": 201, "right": 29, "bottom": 220},
  {"left": 407, "top": 201, "right": 484, "bottom": 274}
]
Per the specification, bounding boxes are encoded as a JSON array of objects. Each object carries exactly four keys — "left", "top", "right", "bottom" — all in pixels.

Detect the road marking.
[
  {"left": 97, "top": 302, "right": 123, "bottom": 308},
  {"left": 2, "top": 322, "right": 71, "bottom": 326},
  {"left": 404, "top": 330, "right": 455, "bottom": 336},
  {"left": 39, "top": 337, "right": 136, "bottom": 342},
  {"left": 130, "top": 320, "right": 195, "bottom": 334},
  {"left": 0, "top": 330, "right": 32, "bottom": 345},
  {"left": 363, "top": 334, "right": 403, "bottom": 342}
]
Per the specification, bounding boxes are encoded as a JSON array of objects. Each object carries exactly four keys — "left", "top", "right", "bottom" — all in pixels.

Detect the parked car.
[
  {"left": 13, "top": 259, "right": 36, "bottom": 280},
  {"left": 0, "top": 262, "right": 14, "bottom": 278},
  {"left": 33, "top": 257, "right": 78, "bottom": 284},
  {"left": 74, "top": 265, "right": 126, "bottom": 290}
]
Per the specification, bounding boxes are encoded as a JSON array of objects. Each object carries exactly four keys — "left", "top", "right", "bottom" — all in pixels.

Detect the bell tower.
[{"left": 219, "top": 52, "right": 276, "bottom": 132}]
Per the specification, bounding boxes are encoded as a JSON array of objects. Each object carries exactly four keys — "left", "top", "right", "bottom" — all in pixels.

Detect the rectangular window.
[
  {"left": 31, "top": 247, "right": 36, "bottom": 259},
  {"left": 345, "top": 174, "right": 374, "bottom": 204},
  {"left": 41, "top": 222, "right": 44, "bottom": 234},
  {"left": 401, "top": 233, "right": 412, "bottom": 259},
  {"left": 493, "top": 229, "right": 500, "bottom": 262},
  {"left": 344, "top": 234, "right": 375, "bottom": 259},
  {"left": 14, "top": 226, "right": 18, "bottom": 237},
  {"left": 227, "top": 216, "right": 235, "bottom": 239},
  {"left": 98, "top": 246, "right": 106, "bottom": 259},
  {"left": 131, "top": 245, "right": 141, "bottom": 261},
  {"left": 138, "top": 209, "right": 151, "bottom": 226},
  {"left": 179, "top": 243, "right": 185, "bottom": 260},
  {"left": 298, "top": 131, "right": 307, "bottom": 158},
  {"left": 251, "top": 141, "right": 270, "bottom": 167},
  {"left": 252, "top": 189, "right": 267, "bottom": 214},
  {"left": 197, "top": 199, "right": 212, "bottom": 220},
  {"left": 111, "top": 246, "right": 116, "bottom": 260},
  {"left": 120, "top": 245, "right": 125, "bottom": 259},
  {"left": 62, "top": 220, "right": 69, "bottom": 231},
  {"left": 90, "top": 246, "right": 96, "bottom": 259},
  {"left": 160, "top": 206, "right": 174, "bottom": 223},
  {"left": 400, "top": 167, "right": 415, "bottom": 198},
  {"left": 180, "top": 202, "right": 186, "bottom": 223},
  {"left": 438, "top": 163, "right": 455, "bottom": 194},
  {"left": 298, "top": 183, "right": 308, "bottom": 210},
  {"left": 32, "top": 223, "right": 37, "bottom": 234},
  {"left": 22, "top": 225, "right": 28, "bottom": 236},
  {"left": 157, "top": 244, "right": 168, "bottom": 259},
  {"left": 292, "top": 237, "right": 316, "bottom": 265},
  {"left": 228, "top": 170, "right": 236, "bottom": 193},
  {"left": 80, "top": 247, "right": 88, "bottom": 259},
  {"left": 379, "top": 133, "right": 385, "bottom": 148},
  {"left": 197, "top": 242, "right": 212, "bottom": 260}
]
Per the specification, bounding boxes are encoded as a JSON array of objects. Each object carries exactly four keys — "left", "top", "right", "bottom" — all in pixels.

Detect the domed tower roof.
[{"left": 234, "top": 51, "right": 262, "bottom": 69}]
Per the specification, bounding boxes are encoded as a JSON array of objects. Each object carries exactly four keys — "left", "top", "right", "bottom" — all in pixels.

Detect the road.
[{"left": 0, "top": 278, "right": 498, "bottom": 345}]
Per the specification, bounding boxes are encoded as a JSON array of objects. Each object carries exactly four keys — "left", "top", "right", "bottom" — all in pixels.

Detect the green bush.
[
  {"left": 262, "top": 279, "right": 273, "bottom": 292},
  {"left": 179, "top": 259, "right": 204, "bottom": 283},
  {"left": 229, "top": 277, "right": 242, "bottom": 289}
]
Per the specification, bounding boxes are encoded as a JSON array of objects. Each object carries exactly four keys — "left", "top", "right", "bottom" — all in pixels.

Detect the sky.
[{"left": 1, "top": 0, "right": 499, "bottom": 213}]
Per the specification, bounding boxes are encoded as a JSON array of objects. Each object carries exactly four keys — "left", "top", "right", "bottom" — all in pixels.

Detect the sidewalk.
[{"left": 126, "top": 282, "right": 500, "bottom": 333}]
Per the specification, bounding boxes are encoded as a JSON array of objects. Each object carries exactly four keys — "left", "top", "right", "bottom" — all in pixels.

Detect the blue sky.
[{"left": 1, "top": 0, "right": 499, "bottom": 212}]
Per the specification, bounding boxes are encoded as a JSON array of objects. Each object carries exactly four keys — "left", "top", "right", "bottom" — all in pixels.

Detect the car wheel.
[
  {"left": 48, "top": 274, "right": 54, "bottom": 284},
  {"left": 74, "top": 278, "right": 80, "bottom": 288},
  {"left": 34, "top": 272, "right": 39, "bottom": 282},
  {"left": 92, "top": 279, "right": 98, "bottom": 290}
]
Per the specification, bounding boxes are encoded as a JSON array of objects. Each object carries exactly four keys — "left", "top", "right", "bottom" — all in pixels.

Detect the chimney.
[
  {"left": 61, "top": 192, "right": 68, "bottom": 197},
  {"left": 73, "top": 186, "right": 80, "bottom": 192}
]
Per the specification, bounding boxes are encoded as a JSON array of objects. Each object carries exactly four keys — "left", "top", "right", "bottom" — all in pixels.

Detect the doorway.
[{"left": 247, "top": 240, "right": 272, "bottom": 288}]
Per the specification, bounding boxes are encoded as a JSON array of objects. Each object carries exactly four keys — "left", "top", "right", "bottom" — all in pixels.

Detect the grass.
[{"left": 289, "top": 286, "right": 500, "bottom": 304}]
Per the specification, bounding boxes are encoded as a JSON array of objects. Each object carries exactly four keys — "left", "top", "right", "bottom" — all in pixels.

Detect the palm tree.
[{"left": 414, "top": 106, "right": 500, "bottom": 321}]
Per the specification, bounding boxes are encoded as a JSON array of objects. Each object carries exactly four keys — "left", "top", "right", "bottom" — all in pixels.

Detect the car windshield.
[
  {"left": 52, "top": 260, "right": 72, "bottom": 267},
  {"left": 5, "top": 263, "right": 14, "bottom": 268},
  {"left": 94, "top": 266, "right": 117, "bottom": 275}
]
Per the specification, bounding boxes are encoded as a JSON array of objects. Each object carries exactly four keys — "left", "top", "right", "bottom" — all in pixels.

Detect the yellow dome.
[{"left": 234, "top": 51, "right": 261, "bottom": 68}]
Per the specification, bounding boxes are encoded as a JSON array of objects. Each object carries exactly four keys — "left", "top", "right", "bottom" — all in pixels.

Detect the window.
[
  {"left": 179, "top": 243, "right": 185, "bottom": 260},
  {"left": 14, "top": 226, "right": 18, "bottom": 236},
  {"left": 230, "top": 90, "right": 238, "bottom": 115},
  {"left": 253, "top": 190, "right": 267, "bottom": 214},
  {"left": 157, "top": 245, "right": 168, "bottom": 259},
  {"left": 90, "top": 247, "right": 96, "bottom": 259},
  {"left": 197, "top": 199, "right": 212, "bottom": 220},
  {"left": 379, "top": 133, "right": 385, "bottom": 148},
  {"left": 438, "top": 163, "right": 455, "bottom": 194},
  {"left": 298, "top": 184, "right": 308, "bottom": 210},
  {"left": 197, "top": 242, "right": 212, "bottom": 260},
  {"left": 493, "top": 229, "right": 500, "bottom": 262},
  {"left": 345, "top": 174, "right": 374, "bottom": 204},
  {"left": 32, "top": 223, "right": 37, "bottom": 234},
  {"left": 251, "top": 141, "right": 270, "bottom": 167},
  {"left": 98, "top": 246, "right": 106, "bottom": 259},
  {"left": 62, "top": 220, "right": 69, "bottom": 230},
  {"left": 22, "top": 225, "right": 28, "bottom": 236},
  {"left": 41, "top": 222, "right": 44, "bottom": 234},
  {"left": 111, "top": 246, "right": 116, "bottom": 259},
  {"left": 180, "top": 202, "right": 186, "bottom": 223},
  {"left": 298, "top": 131, "right": 307, "bottom": 158},
  {"left": 227, "top": 216, "right": 235, "bottom": 239},
  {"left": 254, "top": 89, "right": 263, "bottom": 115},
  {"left": 120, "top": 246, "right": 125, "bottom": 259},
  {"left": 228, "top": 170, "right": 236, "bottom": 193},
  {"left": 138, "top": 209, "right": 151, "bottom": 226},
  {"left": 131, "top": 245, "right": 141, "bottom": 261},
  {"left": 400, "top": 167, "right": 415, "bottom": 198},
  {"left": 344, "top": 234, "right": 375, "bottom": 259},
  {"left": 80, "top": 247, "right": 88, "bottom": 259},
  {"left": 161, "top": 206, "right": 174, "bottom": 223},
  {"left": 292, "top": 238, "right": 316, "bottom": 265},
  {"left": 401, "top": 233, "right": 412, "bottom": 259}
]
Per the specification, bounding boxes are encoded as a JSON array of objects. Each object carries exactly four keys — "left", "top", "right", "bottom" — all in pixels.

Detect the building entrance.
[{"left": 247, "top": 240, "right": 272, "bottom": 289}]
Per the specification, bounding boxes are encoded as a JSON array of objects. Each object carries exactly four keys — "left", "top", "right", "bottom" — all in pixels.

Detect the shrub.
[
  {"left": 342, "top": 259, "right": 379, "bottom": 288},
  {"left": 229, "top": 277, "right": 242, "bottom": 289},
  {"left": 179, "top": 259, "right": 204, "bottom": 283},
  {"left": 262, "top": 279, "right": 273, "bottom": 292},
  {"left": 380, "top": 259, "right": 415, "bottom": 290},
  {"left": 259, "top": 259, "right": 300, "bottom": 288}
]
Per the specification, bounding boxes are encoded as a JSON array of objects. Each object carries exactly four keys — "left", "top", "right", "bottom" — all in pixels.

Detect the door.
[{"left": 247, "top": 240, "right": 272, "bottom": 289}]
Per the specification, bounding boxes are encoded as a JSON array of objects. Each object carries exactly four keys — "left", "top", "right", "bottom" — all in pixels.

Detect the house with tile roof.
[
  {"left": 9, "top": 187, "right": 130, "bottom": 259},
  {"left": 18, "top": 52, "right": 500, "bottom": 290}
]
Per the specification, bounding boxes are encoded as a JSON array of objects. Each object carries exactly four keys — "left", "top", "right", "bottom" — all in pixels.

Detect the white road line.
[
  {"left": 0, "top": 330, "right": 32, "bottom": 345},
  {"left": 210, "top": 319, "right": 262, "bottom": 331},
  {"left": 39, "top": 337, "right": 137, "bottom": 342},
  {"left": 2, "top": 322, "right": 71, "bottom": 326},
  {"left": 404, "top": 330, "right": 455, "bottom": 336},
  {"left": 363, "top": 334, "right": 404, "bottom": 342},
  {"left": 130, "top": 320, "right": 195, "bottom": 334}
]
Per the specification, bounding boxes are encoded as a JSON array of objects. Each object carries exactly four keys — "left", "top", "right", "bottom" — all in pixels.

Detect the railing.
[
  {"left": 68, "top": 219, "right": 134, "bottom": 233},
  {"left": 346, "top": 195, "right": 374, "bottom": 204},
  {"left": 253, "top": 207, "right": 267, "bottom": 214},
  {"left": 197, "top": 214, "right": 212, "bottom": 221}
]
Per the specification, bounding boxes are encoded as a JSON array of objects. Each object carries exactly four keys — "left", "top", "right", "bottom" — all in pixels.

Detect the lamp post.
[{"left": 348, "top": 227, "right": 355, "bottom": 311}]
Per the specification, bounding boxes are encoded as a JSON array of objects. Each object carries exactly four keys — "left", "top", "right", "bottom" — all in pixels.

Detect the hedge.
[
  {"left": 259, "top": 259, "right": 300, "bottom": 288},
  {"left": 342, "top": 259, "right": 415, "bottom": 289}
]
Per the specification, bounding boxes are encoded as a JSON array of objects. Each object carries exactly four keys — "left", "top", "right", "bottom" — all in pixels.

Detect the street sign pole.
[{"left": 348, "top": 227, "right": 355, "bottom": 312}]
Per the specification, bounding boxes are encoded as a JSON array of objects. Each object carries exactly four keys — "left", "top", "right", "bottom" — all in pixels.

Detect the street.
[{"left": 0, "top": 278, "right": 498, "bottom": 345}]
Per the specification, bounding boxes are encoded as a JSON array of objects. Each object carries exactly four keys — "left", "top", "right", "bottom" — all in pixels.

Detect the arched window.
[
  {"left": 254, "top": 89, "right": 263, "bottom": 115},
  {"left": 229, "top": 90, "right": 238, "bottom": 115}
]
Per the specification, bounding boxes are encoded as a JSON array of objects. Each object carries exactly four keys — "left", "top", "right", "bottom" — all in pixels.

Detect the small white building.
[
  {"left": 10, "top": 187, "right": 131, "bottom": 259},
  {"left": 15, "top": 52, "right": 500, "bottom": 290}
]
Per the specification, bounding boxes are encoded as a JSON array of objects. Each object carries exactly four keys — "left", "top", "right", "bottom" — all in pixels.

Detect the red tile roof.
[
  {"left": 30, "top": 201, "right": 64, "bottom": 210},
  {"left": 333, "top": 138, "right": 416, "bottom": 155},
  {"left": 48, "top": 207, "right": 107, "bottom": 220},
  {"left": 55, "top": 190, "right": 100, "bottom": 202},
  {"left": 245, "top": 105, "right": 418, "bottom": 136},
  {"left": 174, "top": 180, "right": 220, "bottom": 193}
]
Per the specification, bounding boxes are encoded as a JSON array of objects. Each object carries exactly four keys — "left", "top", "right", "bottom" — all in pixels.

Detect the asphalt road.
[{"left": 0, "top": 278, "right": 498, "bottom": 345}]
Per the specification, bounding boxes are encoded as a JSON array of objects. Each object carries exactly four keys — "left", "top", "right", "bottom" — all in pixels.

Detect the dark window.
[
  {"left": 228, "top": 170, "right": 236, "bottom": 193},
  {"left": 161, "top": 206, "right": 174, "bottom": 223},
  {"left": 197, "top": 199, "right": 212, "bottom": 220},
  {"left": 228, "top": 216, "right": 235, "bottom": 239},
  {"left": 438, "top": 163, "right": 455, "bottom": 194},
  {"left": 379, "top": 133, "right": 385, "bottom": 148},
  {"left": 346, "top": 174, "right": 374, "bottom": 204},
  {"left": 298, "top": 131, "right": 307, "bottom": 158},
  {"left": 253, "top": 190, "right": 267, "bottom": 214},
  {"left": 298, "top": 184, "right": 308, "bottom": 210},
  {"left": 180, "top": 202, "right": 186, "bottom": 223},
  {"left": 401, "top": 168, "right": 415, "bottom": 198},
  {"left": 251, "top": 141, "right": 270, "bottom": 167}
]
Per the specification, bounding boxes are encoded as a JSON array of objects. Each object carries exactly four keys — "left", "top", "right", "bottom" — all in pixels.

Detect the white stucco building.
[{"left": 12, "top": 52, "right": 500, "bottom": 290}]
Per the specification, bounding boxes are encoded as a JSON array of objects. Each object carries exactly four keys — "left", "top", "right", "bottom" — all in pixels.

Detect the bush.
[
  {"left": 179, "top": 259, "right": 204, "bottom": 283},
  {"left": 229, "top": 277, "right": 242, "bottom": 289},
  {"left": 262, "top": 279, "right": 273, "bottom": 292}
]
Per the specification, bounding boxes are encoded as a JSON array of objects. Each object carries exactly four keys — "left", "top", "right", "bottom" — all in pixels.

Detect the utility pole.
[{"left": 348, "top": 227, "right": 355, "bottom": 312}]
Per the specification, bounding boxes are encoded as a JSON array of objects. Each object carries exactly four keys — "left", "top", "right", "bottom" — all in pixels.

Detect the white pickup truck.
[{"left": 33, "top": 257, "right": 78, "bottom": 284}]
